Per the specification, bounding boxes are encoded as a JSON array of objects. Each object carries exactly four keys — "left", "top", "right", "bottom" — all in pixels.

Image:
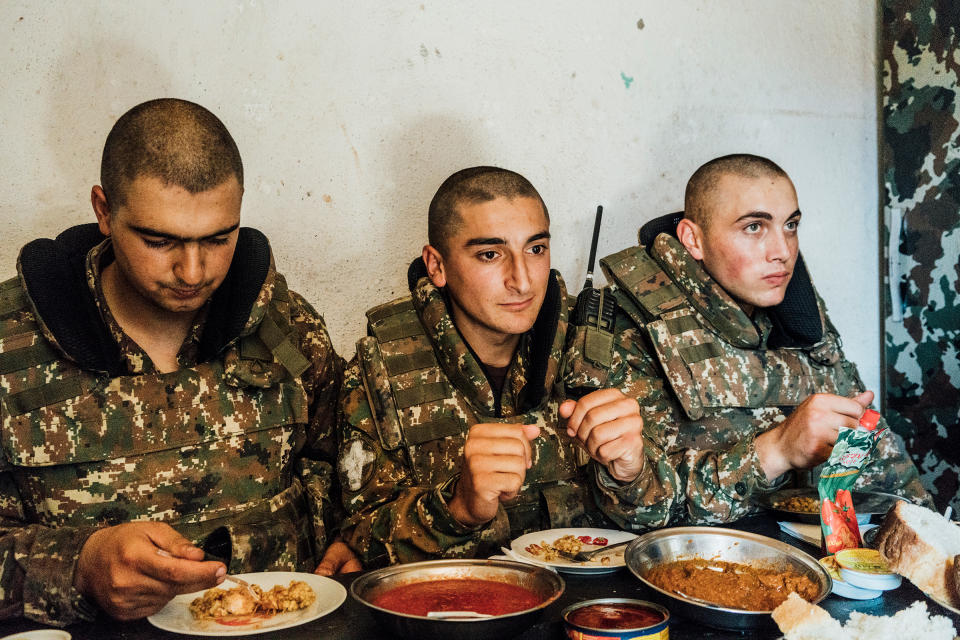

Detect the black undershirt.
[{"left": 483, "top": 363, "right": 510, "bottom": 398}]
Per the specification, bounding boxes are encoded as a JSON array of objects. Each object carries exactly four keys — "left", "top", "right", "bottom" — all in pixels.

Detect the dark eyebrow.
[
  {"left": 128, "top": 223, "right": 240, "bottom": 242},
  {"left": 464, "top": 230, "right": 551, "bottom": 248},
  {"left": 733, "top": 209, "right": 801, "bottom": 224},
  {"left": 527, "top": 231, "right": 551, "bottom": 243},
  {"left": 464, "top": 237, "right": 506, "bottom": 247}
]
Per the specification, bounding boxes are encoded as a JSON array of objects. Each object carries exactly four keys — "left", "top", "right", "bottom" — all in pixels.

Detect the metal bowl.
[
  {"left": 350, "top": 558, "right": 564, "bottom": 640},
  {"left": 624, "top": 527, "right": 832, "bottom": 631}
]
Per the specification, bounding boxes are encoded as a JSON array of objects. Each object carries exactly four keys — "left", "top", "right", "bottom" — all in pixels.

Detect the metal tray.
[
  {"left": 624, "top": 527, "right": 831, "bottom": 631},
  {"left": 752, "top": 488, "right": 905, "bottom": 524}
]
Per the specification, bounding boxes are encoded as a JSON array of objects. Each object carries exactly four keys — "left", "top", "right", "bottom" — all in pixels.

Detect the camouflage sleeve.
[
  {"left": 566, "top": 311, "right": 777, "bottom": 526},
  {"left": 336, "top": 361, "right": 505, "bottom": 567},
  {"left": 287, "top": 292, "right": 346, "bottom": 554},
  {"left": 0, "top": 467, "right": 98, "bottom": 625},
  {"left": 563, "top": 316, "right": 683, "bottom": 530}
]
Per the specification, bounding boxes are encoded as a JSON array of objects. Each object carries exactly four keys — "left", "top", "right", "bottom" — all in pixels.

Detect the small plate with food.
[
  {"left": 509, "top": 528, "right": 637, "bottom": 575},
  {"left": 754, "top": 488, "right": 902, "bottom": 525},
  {"left": 147, "top": 571, "right": 347, "bottom": 636}
]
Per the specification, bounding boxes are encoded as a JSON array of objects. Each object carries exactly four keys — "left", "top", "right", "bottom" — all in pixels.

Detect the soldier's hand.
[
  {"left": 560, "top": 389, "right": 645, "bottom": 483},
  {"left": 448, "top": 423, "right": 541, "bottom": 528},
  {"left": 756, "top": 391, "right": 874, "bottom": 480},
  {"left": 75, "top": 521, "right": 226, "bottom": 620},
  {"left": 314, "top": 539, "right": 362, "bottom": 576}
]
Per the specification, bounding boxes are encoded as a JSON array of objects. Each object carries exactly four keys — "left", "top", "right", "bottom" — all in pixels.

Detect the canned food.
[{"left": 562, "top": 598, "right": 669, "bottom": 640}]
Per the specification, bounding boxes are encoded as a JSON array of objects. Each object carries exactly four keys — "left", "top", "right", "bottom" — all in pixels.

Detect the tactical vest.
[
  {"left": 356, "top": 295, "right": 589, "bottom": 537},
  {"left": 597, "top": 239, "right": 846, "bottom": 422},
  {"left": 0, "top": 273, "right": 321, "bottom": 573}
]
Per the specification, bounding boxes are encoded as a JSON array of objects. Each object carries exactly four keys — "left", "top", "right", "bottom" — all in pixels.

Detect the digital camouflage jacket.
[
  {"left": 0, "top": 225, "right": 343, "bottom": 625},
  {"left": 337, "top": 265, "right": 666, "bottom": 567},
  {"left": 565, "top": 229, "right": 931, "bottom": 525}
]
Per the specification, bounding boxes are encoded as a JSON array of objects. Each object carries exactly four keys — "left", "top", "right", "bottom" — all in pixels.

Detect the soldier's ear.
[
  {"left": 423, "top": 245, "right": 446, "bottom": 288},
  {"left": 91, "top": 186, "right": 113, "bottom": 237},
  {"left": 677, "top": 218, "right": 705, "bottom": 261}
]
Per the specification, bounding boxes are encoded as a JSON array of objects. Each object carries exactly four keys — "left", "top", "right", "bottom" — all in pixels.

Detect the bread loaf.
[{"left": 872, "top": 501, "right": 960, "bottom": 607}]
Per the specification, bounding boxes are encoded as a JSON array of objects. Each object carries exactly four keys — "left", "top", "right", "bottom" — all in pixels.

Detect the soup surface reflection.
[{"left": 371, "top": 579, "right": 542, "bottom": 616}]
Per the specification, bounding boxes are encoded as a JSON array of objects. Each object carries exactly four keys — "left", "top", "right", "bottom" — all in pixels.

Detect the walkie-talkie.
[{"left": 573, "top": 205, "right": 615, "bottom": 332}]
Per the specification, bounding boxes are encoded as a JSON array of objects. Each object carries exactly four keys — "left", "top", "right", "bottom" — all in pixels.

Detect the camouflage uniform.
[
  {"left": 881, "top": 0, "right": 960, "bottom": 513},
  {"left": 565, "top": 229, "right": 932, "bottom": 525},
  {"left": 0, "top": 225, "right": 343, "bottom": 625},
  {"left": 337, "top": 265, "right": 675, "bottom": 567}
]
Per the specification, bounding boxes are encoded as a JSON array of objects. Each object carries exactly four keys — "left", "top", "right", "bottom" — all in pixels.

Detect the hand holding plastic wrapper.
[{"left": 818, "top": 409, "right": 885, "bottom": 554}]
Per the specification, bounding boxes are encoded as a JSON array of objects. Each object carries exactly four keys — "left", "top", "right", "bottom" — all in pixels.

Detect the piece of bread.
[
  {"left": 772, "top": 592, "right": 843, "bottom": 640},
  {"left": 845, "top": 601, "right": 956, "bottom": 639},
  {"left": 872, "top": 501, "right": 960, "bottom": 607},
  {"left": 773, "top": 593, "right": 957, "bottom": 640}
]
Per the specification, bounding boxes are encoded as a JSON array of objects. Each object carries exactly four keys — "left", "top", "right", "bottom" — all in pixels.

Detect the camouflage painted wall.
[{"left": 881, "top": 0, "right": 960, "bottom": 513}]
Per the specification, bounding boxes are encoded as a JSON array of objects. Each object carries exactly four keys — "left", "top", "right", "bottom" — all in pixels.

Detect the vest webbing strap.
[
  {"left": 0, "top": 279, "right": 27, "bottom": 317},
  {"left": 258, "top": 310, "right": 311, "bottom": 378},
  {"left": 679, "top": 341, "right": 725, "bottom": 364},
  {"left": 5, "top": 376, "right": 85, "bottom": 416},
  {"left": 664, "top": 314, "right": 700, "bottom": 335},
  {"left": 375, "top": 321, "right": 425, "bottom": 343},
  {"left": 633, "top": 276, "right": 685, "bottom": 315},
  {"left": 403, "top": 416, "right": 463, "bottom": 445},
  {"left": 392, "top": 381, "right": 450, "bottom": 409},
  {"left": 383, "top": 350, "right": 436, "bottom": 376},
  {"left": 367, "top": 298, "right": 415, "bottom": 325},
  {"left": 0, "top": 341, "right": 58, "bottom": 374}
]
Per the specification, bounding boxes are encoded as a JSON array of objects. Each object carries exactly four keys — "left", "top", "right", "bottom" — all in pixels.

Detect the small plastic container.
[
  {"left": 819, "top": 555, "right": 882, "bottom": 600},
  {"left": 835, "top": 548, "right": 901, "bottom": 591}
]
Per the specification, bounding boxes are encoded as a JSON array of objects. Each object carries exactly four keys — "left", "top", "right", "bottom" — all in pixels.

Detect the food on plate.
[
  {"left": 872, "top": 500, "right": 960, "bottom": 607},
  {"left": 189, "top": 580, "right": 315, "bottom": 621},
  {"left": 644, "top": 558, "right": 819, "bottom": 611},
  {"left": 773, "top": 592, "right": 956, "bottom": 639},
  {"left": 524, "top": 534, "right": 613, "bottom": 563},
  {"left": 370, "top": 578, "right": 541, "bottom": 616},
  {"left": 774, "top": 495, "right": 820, "bottom": 513}
]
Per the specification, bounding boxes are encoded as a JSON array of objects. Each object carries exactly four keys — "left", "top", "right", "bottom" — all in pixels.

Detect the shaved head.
[
  {"left": 428, "top": 166, "right": 548, "bottom": 254},
  {"left": 100, "top": 99, "right": 243, "bottom": 210},
  {"left": 684, "top": 154, "right": 789, "bottom": 231}
]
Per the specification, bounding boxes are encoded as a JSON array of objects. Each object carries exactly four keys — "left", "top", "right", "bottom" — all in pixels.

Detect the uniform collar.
[
  {"left": 410, "top": 268, "right": 568, "bottom": 416},
  {"left": 648, "top": 233, "right": 761, "bottom": 348},
  {"left": 17, "top": 223, "right": 275, "bottom": 375},
  {"left": 85, "top": 239, "right": 207, "bottom": 374}
]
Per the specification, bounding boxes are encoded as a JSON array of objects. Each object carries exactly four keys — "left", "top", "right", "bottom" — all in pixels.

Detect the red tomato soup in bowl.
[{"left": 371, "top": 579, "right": 542, "bottom": 616}]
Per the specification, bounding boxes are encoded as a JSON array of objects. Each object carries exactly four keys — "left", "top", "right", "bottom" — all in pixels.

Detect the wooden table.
[{"left": 1, "top": 515, "right": 957, "bottom": 639}]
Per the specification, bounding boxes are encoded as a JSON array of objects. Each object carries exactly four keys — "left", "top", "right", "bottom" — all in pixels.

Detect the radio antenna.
[{"left": 583, "top": 205, "right": 604, "bottom": 289}]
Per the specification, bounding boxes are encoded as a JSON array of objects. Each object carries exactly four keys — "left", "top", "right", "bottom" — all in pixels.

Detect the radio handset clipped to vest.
[
  {"left": 572, "top": 206, "right": 616, "bottom": 372},
  {"left": 573, "top": 205, "right": 615, "bottom": 332}
]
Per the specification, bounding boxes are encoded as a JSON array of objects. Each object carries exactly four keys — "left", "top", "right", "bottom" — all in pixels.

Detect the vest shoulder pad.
[{"left": 599, "top": 246, "right": 685, "bottom": 320}]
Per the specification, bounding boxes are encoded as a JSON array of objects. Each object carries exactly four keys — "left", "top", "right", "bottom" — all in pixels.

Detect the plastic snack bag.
[{"left": 818, "top": 409, "right": 885, "bottom": 554}]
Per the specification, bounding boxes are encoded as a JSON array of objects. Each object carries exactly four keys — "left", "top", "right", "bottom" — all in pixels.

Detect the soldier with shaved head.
[
  {"left": 565, "top": 153, "right": 931, "bottom": 526},
  {"left": 0, "top": 99, "right": 356, "bottom": 626},
  {"left": 336, "top": 166, "right": 676, "bottom": 566}
]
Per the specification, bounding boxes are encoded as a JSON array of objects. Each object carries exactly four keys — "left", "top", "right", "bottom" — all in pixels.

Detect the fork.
[{"left": 558, "top": 539, "right": 632, "bottom": 563}]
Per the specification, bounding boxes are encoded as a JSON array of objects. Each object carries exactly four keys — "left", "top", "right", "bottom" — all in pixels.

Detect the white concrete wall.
[{"left": 0, "top": 1, "right": 881, "bottom": 392}]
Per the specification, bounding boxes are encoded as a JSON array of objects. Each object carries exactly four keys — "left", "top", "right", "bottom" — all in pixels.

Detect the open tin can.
[{"left": 562, "top": 598, "right": 669, "bottom": 639}]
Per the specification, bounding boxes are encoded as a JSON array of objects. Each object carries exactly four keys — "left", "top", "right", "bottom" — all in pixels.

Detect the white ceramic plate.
[
  {"left": 147, "top": 571, "right": 346, "bottom": 636},
  {"left": 509, "top": 528, "right": 637, "bottom": 575}
]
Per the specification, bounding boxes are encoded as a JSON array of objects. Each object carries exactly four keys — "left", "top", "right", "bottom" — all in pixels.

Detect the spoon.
[{"left": 426, "top": 611, "right": 493, "bottom": 619}]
